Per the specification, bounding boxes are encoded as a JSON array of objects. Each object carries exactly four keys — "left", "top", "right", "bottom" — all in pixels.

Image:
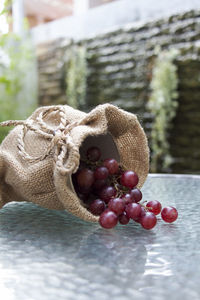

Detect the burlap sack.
[{"left": 0, "top": 104, "right": 149, "bottom": 222}]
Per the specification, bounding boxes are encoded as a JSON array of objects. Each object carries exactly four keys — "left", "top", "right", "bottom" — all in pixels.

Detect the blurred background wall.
[{"left": 1, "top": 0, "right": 200, "bottom": 174}]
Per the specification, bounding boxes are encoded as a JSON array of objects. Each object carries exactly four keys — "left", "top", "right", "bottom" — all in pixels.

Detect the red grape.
[
  {"left": 94, "top": 166, "right": 109, "bottom": 180},
  {"left": 77, "top": 168, "right": 95, "bottom": 189},
  {"left": 134, "top": 206, "right": 146, "bottom": 223},
  {"left": 118, "top": 212, "right": 130, "bottom": 225},
  {"left": 140, "top": 212, "right": 157, "bottom": 230},
  {"left": 99, "top": 186, "right": 117, "bottom": 203},
  {"left": 120, "top": 171, "right": 139, "bottom": 189},
  {"left": 89, "top": 199, "right": 106, "bottom": 216},
  {"left": 108, "top": 197, "right": 125, "bottom": 215},
  {"left": 93, "top": 179, "right": 107, "bottom": 191},
  {"left": 125, "top": 203, "right": 142, "bottom": 220},
  {"left": 86, "top": 147, "right": 101, "bottom": 162},
  {"left": 146, "top": 200, "right": 162, "bottom": 215},
  {"left": 99, "top": 209, "right": 118, "bottom": 229},
  {"left": 130, "top": 188, "right": 142, "bottom": 203},
  {"left": 73, "top": 147, "right": 179, "bottom": 231},
  {"left": 121, "top": 193, "right": 134, "bottom": 205},
  {"left": 103, "top": 158, "right": 119, "bottom": 174},
  {"left": 161, "top": 206, "right": 178, "bottom": 223}
]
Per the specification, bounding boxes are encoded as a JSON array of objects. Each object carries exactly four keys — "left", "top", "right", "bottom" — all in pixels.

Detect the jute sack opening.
[{"left": 0, "top": 104, "right": 149, "bottom": 222}]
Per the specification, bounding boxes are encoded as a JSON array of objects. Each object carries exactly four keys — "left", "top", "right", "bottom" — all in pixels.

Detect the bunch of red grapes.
[{"left": 72, "top": 146, "right": 178, "bottom": 230}]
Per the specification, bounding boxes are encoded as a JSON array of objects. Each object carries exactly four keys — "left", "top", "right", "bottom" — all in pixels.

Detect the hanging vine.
[
  {"left": 0, "top": 1, "right": 37, "bottom": 142},
  {"left": 148, "top": 47, "right": 179, "bottom": 172},
  {"left": 65, "top": 43, "right": 87, "bottom": 110}
]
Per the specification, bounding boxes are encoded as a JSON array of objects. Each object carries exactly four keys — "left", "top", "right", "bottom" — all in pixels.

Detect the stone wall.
[{"left": 36, "top": 10, "right": 200, "bottom": 174}]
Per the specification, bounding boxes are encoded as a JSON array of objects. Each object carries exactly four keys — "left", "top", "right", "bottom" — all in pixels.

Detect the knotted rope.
[{"left": 0, "top": 106, "right": 95, "bottom": 175}]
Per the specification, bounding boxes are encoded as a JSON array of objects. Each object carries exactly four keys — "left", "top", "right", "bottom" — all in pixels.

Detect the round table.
[{"left": 0, "top": 174, "right": 199, "bottom": 300}]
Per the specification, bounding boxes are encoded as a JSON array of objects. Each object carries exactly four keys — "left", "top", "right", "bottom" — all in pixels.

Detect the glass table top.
[{"left": 0, "top": 174, "right": 199, "bottom": 300}]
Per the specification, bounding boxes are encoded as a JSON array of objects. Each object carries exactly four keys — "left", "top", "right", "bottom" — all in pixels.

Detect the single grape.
[
  {"left": 108, "top": 197, "right": 125, "bottom": 215},
  {"left": 94, "top": 166, "right": 109, "bottom": 180},
  {"left": 86, "top": 147, "right": 101, "bottom": 162},
  {"left": 140, "top": 212, "right": 157, "bottom": 230},
  {"left": 89, "top": 199, "right": 106, "bottom": 216},
  {"left": 120, "top": 171, "right": 139, "bottom": 189},
  {"left": 99, "top": 209, "right": 118, "bottom": 229},
  {"left": 77, "top": 168, "right": 94, "bottom": 189},
  {"left": 121, "top": 193, "right": 134, "bottom": 205},
  {"left": 99, "top": 186, "right": 117, "bottom": 203},
  {"left": 130, "top": 188, "right": 142, "bottom": 203},
  {"left": 118, "top": 212, "right": 130, "bottom": 225},
  {"left": 134, "top": 206, "right": 146, "bottom": 223},
  {"left": 103, "top": 158, "right": 119, "bottom": 174},
  {"left": 93, "top": 179, "right": 107, "bottom": 191},
  {"left": 125, "top": 203, "right": 142, "bottom": 220},
  {"left": 146, "top": 200, "right": 162, "bottom": 215},
  {"left": 161, "top": 206, "right": 178, "bottom": 223}
]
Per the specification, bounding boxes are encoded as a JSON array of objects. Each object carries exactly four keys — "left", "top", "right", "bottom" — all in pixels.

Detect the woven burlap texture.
[{"left": 0, "top": 104, "right": 149, "bottom": 222}]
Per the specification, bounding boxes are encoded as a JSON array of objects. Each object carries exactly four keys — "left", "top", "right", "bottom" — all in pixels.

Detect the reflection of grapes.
[{"left": 73, "top": 146, "right": 178, "bottom": 230}]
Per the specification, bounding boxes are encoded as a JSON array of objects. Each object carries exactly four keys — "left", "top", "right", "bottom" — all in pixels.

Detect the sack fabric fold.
[{"left": 0, "top": 104, "right": 149, "bottom": 222}]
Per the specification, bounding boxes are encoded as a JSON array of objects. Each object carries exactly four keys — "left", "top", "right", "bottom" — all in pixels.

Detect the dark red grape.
[
  {"left": 89, "top": 199, "right": 106, "bottom": 216},
  {"left": 77, "top": 168, "right": 94, "bottom": 189},
  {"left": 93, "top": 179, "right": 107, "bottom": 191},
  {"left": 146, "top": 200, "right": 162, "bottom": 215},
  {"left": 118, "top": 212, "right": 130, "bottom": 225},
  {"left": 103, "top": 158, "right": 119, "bottom": 174},
  {"left": 130, "top": 188, "right": 142, "bottom": 203},
  {"left": 108, "top": 197, "right": 125, "bottom": 216},
  {"left": 120, "top": 171, "right": 139, "bottom": 189},
  {"left": 161, "top": 206, "right": 178, "bottom": 223},
  {"left": 99, "top": 209, "right": 118, "bottom": 229},
  {"left": 86, "top": 147, "right": 101, "bottom": 162},
  {"left": 125, "top": 203, "right": 142, "bottom": 220},
  {"left": 140, "top": 212, "right": 157, "bottom": 230},
  {"left": 121, "top": 193, "right": 134, "bottom": 205},
  {"left": 99, "top": 186, "right": 117, "bottom": 203},
  {"left": 134, "top": 206, "right": 146, "bottom": 223},
  {"left": 94, "top": 166, "right": 109, "bottom": 180}
]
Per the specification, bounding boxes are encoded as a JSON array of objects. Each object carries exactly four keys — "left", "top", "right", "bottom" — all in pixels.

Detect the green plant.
[
  {"left": 148, "top": 47, "right": 179, "bottom": 172},
  {"left": 65, "top": 43, "right": 87, "bottom": 109},
  {"left": 0, "top": 4, "right": 37, "bottom": 142}
]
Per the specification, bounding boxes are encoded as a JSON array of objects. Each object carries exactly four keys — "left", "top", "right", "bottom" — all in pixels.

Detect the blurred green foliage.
[
  {"left": 65, "top": 43, "right": 87, "bottom": 110},
  {"left": 0, "top": 4, "right": 37, "bottom": 142},
  {"left": 148, "top": 47, "right": 179, "bottom": 173}
]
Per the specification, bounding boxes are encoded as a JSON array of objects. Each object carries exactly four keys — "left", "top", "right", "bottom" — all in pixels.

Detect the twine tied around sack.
[{"left": 0, "top": 106, "right": 96, "bottom": 175}]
